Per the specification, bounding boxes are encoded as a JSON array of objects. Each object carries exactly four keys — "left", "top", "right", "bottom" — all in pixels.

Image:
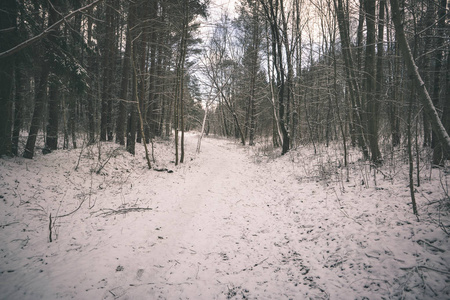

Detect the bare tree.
[
  {"left": 260, "top": 0, "right": 290, "bottom": 155},
  {"left": 390, "top": 0, "right": 450, "bottom": 152}
]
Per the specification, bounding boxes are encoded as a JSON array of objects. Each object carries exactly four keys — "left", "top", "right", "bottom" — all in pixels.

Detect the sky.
[{"left": 210, "top": 0, "right": 237, "bottom": 15}]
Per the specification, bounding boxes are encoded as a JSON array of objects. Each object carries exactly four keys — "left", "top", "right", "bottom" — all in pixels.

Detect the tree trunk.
[
  {"left": 23, "top": 61, "right": 50, "bottom": 158},
  {"left": 0, "top": 0, "right": 17, "bottom": 156},
  {"left": 86, "top": 10, "right": 96, "bottom": 145},
  {"left": 407, "top": 82, "right": 419, "bottom": 217},
  {"left": 197, "top": 104, "right": 209, "bottom": 153},
  {"left": 248, "top": 4, "right": 260, "bottom": 146},
  {"left": 126, "top": 3, "right": 139, "bottom": 155},
  {"left": 24, "top": 1, "right": 61, "bottom": 158},
  {"left": 12, "top": 64, "right": 23, "bottom": 156},
  {"left": 147, "top": 0, "right": 158, "bottom": 140},
  {"left": 116, "top": 3, "right": 133, "bottom": 146},
  {"left": 431, "top": 0, "right": 448, "bottom": 165},
  {"left": 44, "top": 0, "right": 63, "bottom": 151},
  {"left": 390, "top": 0, "right": 450, "bottom": 152},
  {"left": 180, "top": 3, "right": 188, "bottom": 164},
  {"left": 46, "top": 81, "right": 59, "bottom": 150},
  {"left": 100, "top": 3, "right": 114, "bottom": 141},
  {"left": 365, "top": 0, "right": 381, "bottom": 164},
  {"left": 260, "top": 0, "right": 290, "bottom": 155},
  {"left": 333, "top": 0, "right": 369, "bottom": 159}
]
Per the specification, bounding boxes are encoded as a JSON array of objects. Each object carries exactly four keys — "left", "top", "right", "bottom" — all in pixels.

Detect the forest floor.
[{"left": 0, "top": 132, "right": 449, "bottom": 299}]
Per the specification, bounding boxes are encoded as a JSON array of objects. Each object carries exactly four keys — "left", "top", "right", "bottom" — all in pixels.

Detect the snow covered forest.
[{"left": 0, "top": 0, "right": 449, "bottom": 299}]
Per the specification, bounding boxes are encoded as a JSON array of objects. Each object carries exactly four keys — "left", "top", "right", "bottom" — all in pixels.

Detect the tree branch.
[{"left": 0, "top": 0, "right": 104, "bottom": 59}]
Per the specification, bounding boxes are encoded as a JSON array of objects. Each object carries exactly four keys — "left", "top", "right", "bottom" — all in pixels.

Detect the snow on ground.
[{"left": 0, "top": 132, "right": 449, "bottom": 299}]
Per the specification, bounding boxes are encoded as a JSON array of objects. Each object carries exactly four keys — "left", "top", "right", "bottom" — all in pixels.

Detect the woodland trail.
[
  {"left": 100, "top": 136, "right": 297, "bottom": 299},
  {"left": 2, "top": 134, "right": 448, "bottom": 299},
  {"left": 98, "top": 135, "right": 331, "bottom": 299}
]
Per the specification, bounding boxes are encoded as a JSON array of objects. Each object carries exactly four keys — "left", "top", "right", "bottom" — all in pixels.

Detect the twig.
[
  {"left": 95, "top": 207, "right": 153, "bottom": 217},
  {"left": 49, "top": 213, "right": 53, "bottom": 243},
  {"left": 241, "top": 257, "right": 268, "bottom": 272},
  {"left": 74, "top": 140, "right": 86, "bottom": 171},
  {"left": 333, "top": 188, "right": 363, "bottom": 226},
  {"left": 129, "top": 282, "right": 155, "bottom": 287},
  {"left": 0, "top": 222, "right": 19, "bottom": 228},
  {"left": 416, "top": 239, "right": 446, "bottom": 253},
  {"left": 400, "top": 265, "right": 450, "bottom": 276},
  {"left": 96, "top": 149, "right": 116, "bottom": 174},
  {"left": 57, "top": 196, "right": 87, "bottom": 218},
  {"left": 370, "top": 163, "right": 393, "bottom": 180}
]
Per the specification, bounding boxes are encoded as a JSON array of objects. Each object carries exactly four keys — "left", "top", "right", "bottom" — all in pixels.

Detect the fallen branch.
[
  {"left": 154, "top": 168, "right": 174, "bottom": 173},
  {"left": 241, "top": 257, "right": 268, "bottom": 272},
  {"left": 400, "top": 265, "right": 450, "bottom": 276},
  {"left": 95, "top": 207, "right": 153, "bottom": 217},
  {"left": 129, "top": 282, "right": 155, "bottom": 287},
  {"left": 49, "top": 213, "right": 53, "bottom": 243},
  {"left": 96, "top": 148, "right": 119, "bottom": 174},
  {"left": 0, "top": 221, "right": 19, "bottom": 228},
  {"left": 416, "top": 239, "right": 446, "bottom": 253},
  {"left": 57, "top": 196, "right": 87, "bottom": 218},
  {"left": 333, "top": 188, "right": 363, "bottom": 226}
]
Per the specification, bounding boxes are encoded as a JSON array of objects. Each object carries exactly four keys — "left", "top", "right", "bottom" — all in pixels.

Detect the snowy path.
[
  {"left": 1, "top": 134, "right": 449, "bottom": 299},
  {"left": 97, "top": 137, "right": 312, "bottom": 299}
]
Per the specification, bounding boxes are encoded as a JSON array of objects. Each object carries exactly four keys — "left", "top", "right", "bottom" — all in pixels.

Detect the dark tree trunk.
[
  {"left": 442, "top": 50, "right": 450, "bottom": 159},
  {"left": 333, "top": 0, "right": 369, "bottom": 159},
  {"left": 0, "top": 0, "right": 17, "bottom": 157},
  {"left": 24, "top": 1, "right": 61, "bottom": 158},
  {"left": 46, "top": 81, "right": 59, "bottom": 150},
  {"left": 45, "top": 0, "right": 63, "bottom": 151},
  {"left": 248, "top": 3, "right": 260, "bottom": 146},
  {"left": 116, "top": 3, "right": 133, "bottom": 146},
  {"left": 365, "top": 0, "right": 381, "bottom": 164},
  {"left": 23, "top": 61, "right": 50, "bottom": 159},
  {"left": 100, "top": 3, "right": 114, "bottom": 141},
  {"left": 126, "top": 2, "right": 138, "bottom": 155},
  {"left": 432, "top": 0, "right": 448, "bottom": 165},
  {"left": 390, "top": 0, "right": 450, "bottom": 152},
  {"left": 12, "top": 65, "right": 23, "bottom": 156},
  {"left": 86, "top": 11, "right": 96, "bottom": 145}
]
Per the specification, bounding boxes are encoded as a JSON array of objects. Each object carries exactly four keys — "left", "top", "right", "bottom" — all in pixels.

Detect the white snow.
[{"left": 1, "top": 133, "right": 449, "bottom": 299}]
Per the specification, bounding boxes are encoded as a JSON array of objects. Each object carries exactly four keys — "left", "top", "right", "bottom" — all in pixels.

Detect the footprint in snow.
[{"left": 136, "top": 269, "right": 144, "bottom": 280}]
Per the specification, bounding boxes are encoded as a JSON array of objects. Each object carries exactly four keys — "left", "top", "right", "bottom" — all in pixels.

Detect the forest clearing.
[{"left": 1, "top": 132, "right": 449, "bottom": 299}]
